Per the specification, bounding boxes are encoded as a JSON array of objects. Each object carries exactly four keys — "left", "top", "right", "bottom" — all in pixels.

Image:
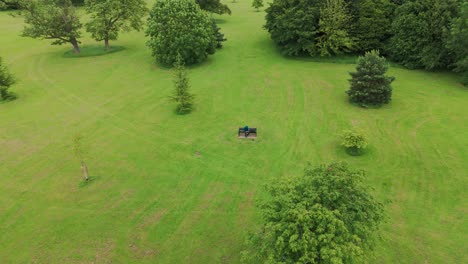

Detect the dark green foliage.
[
  {"left": 347, "top": 50, "right": 395, "bottom": 106},
  {"left": 196, "top": 0, "right": 231, "bottom": 15},
  {"left": 350, "top": 0, "right": 395, "bottom": 53},
  {"left": 171, "top": 56, "right": 194, "bottom": 114},
  {"left": 316, "top": 0, "right": 355, "bottom": 56},
  {"left": 251, "top": 0, "right": 263, "bottom": 11},
  {"left": 264, "top": 0, "right": 320, "bottom": 56},
  {"left": 243, "top": 162, "right": 385, "bottom": 263},
  {"left": 389, "top": 0, "right": 459, "bottom": 69},
  {"left": 70, "top": 0, "right": 83, "bottom": 5},
  {"left": 21, "top": 0, "right": 82, "bottom": 53},
  {"left": 447, "top": 2, "right": 468, "bottom": 86},
  {"left": 85, "top": 0, "right": 147, "bottom": 49},
  {"left": 211, "top": 19, "right": 227, "bottom": 48},
  {"left": 0, "top": 57, "right": 16, "bottom": 101},
  {"left": 0, "top": 0, "right": 20, "bottom": 9},
  {"left": 146, "top": 0, "right": 218, "bottom": 65}
]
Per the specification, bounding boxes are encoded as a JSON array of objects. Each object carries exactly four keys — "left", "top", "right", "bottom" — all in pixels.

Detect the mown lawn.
[{"left": 0, "top": 1, "right": 467, "bottom": 263}]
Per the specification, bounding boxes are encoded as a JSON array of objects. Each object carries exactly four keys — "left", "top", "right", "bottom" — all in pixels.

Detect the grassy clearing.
[{"left": 0, "top": 1, "right": 467, "bottom": 263}]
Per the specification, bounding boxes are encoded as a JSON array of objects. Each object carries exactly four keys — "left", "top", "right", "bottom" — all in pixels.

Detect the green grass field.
[{"left": 1, "top": 1, "right": 467, "bottom": 263}]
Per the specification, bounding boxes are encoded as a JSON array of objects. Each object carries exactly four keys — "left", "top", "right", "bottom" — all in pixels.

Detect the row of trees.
[
  {"left": 20, "top": 0, "right": 147, "bottom": 53},
  {"left": 265, "top": 0, "right": 468, "bottom": 85},
  {"left": 18, "top": 0, "right": 226, "bottom": 65}
]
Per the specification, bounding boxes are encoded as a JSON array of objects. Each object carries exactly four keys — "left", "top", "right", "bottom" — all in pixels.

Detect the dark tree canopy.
[
  {"left": 264, "top": 0, "right": 320, "bottom": 56},
  {"left": 85, "top": 0, "right": 148, "bottom": 49},
  {"left": 146, "top": 0, "right": 219, "bottom": 65},
  {"left": 447, "top": 2, "right": 468, "bottom": 86},
  {"left": 389, "top": 0, "right": 459, "bottom": 69},
  {"left": 243, "top": 162, "right": 385, "bottom": 263},
  {"left": 0, "top": 0, "right": 20, "bottom": 9},
  {"left": 21, "top": 0, "right": 82, "bottom": 53},
  {"left": 350, "top": 0, "right": 396, "bottom": 53},
  {"left": 347, "top": 50, "right": 395, "bottom": 106},
  {"left": 196, "top": 0, "right": 231, "bottom": 15}
]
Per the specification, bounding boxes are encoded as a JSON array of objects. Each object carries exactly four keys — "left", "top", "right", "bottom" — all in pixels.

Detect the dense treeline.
[{"left": 265, "top": 0, "right": 468, "bottom": 85}]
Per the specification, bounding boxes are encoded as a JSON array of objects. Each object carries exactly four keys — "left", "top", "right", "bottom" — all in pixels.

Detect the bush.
[
  {"left": 243, "top": 162, "right": 385, "bottom": 263},
  {"left": 347, "top": 50, "right": 395, "bottom": 106},
  {"left": 146, "top": 0, "right": 219, "bottom": 66},
  {"left": 341, "top": 129, "right": 368, "bottom": 156}
]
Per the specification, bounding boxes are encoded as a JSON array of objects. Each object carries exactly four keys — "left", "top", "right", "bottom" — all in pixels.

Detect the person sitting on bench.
[{"left": 243, "top": 125, "right": 249, "bottom": 137}]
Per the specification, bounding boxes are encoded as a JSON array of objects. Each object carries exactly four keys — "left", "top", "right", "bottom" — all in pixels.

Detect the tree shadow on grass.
[
  {"left": 63, "top": 45, "right": 125, "bottom": 58},
  {"left": 213, "top": 18, "right": 227, "bottom": 24},
  {"left": 78, "top": 176, "right": 98, "bottom": 188}
]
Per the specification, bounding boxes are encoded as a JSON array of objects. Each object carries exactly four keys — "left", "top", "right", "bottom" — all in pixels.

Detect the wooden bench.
[{"left": 238, "top": 127, "right": 257, "bottom": 138}]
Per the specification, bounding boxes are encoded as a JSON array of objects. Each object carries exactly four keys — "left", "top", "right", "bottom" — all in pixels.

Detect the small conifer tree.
[
  {"left": 0, "top": 57, "right": 15, "bottom": 101},
  {"left": 171, "top": 55, "right": 194, "bottom": 114},
  {"left": 347, "top": 50, "right": 395, "bottom": 106}
]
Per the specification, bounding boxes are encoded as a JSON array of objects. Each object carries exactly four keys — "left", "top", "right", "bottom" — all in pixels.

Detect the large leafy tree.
[
  {"left": 350, "top": 0, "right": 395, "bottom": 53},
  {"left": 264, "top": 0, "right": 320, "bottom": 56},
  {"left": 146, "top": 0, "right": 219, "bottom": 65},
  {"left": 389, "top": 0, "right": 459, "bottom": 69},
  {"left": 243, "top": 162, "right": 385, "bottom": 263},
  {"left": 347, "top": 50, "right": 395, "bottom": 106},
  {"left": 0, "top": 57, "right": 16, "bottom": 101},
  {"left": 85, "top": 0, "right": 148, "bottom": 49},
  {"left": 21, "top": 0, "right": 82, "bottom": 53},
  {"left": 196, "top": 0, "right": 231, "bottom": 15},
  {"left": 447, "top": 2, "right": 468, "bottom": 86},
  {"left": 316, "top": 0, "right": 355, "bottom": 56}
]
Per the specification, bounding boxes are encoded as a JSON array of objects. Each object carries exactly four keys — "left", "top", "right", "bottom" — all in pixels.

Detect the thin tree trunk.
[
  {"left": 70, "top": 37, "right": 80, "bottom": 54},
  {"left": 104, "top": 38, "right": 110, "bottom": 50},
  {"left": 81, "top": 161, "right": 89, "bottom": 181}
]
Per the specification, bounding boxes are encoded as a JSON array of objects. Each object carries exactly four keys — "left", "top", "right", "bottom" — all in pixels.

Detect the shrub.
[
  {"left": 251, "top": 0, "right": 263, "bottom": 11},
  {"left": 347, "top": 50, "right": 395, "bottom": 106},
  {"left": 146, "top": 0, "right": 218, "bottom": 66},
  {"left": 341, "top": 129, "right": 368, "bottom": 155}
]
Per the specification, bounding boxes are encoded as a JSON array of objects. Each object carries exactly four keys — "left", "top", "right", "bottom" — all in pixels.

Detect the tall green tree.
[
  {"left": 389, "top": 0, "right": 459, "bottom": 69},
  {"left": 21, "top": 0, "right": 82, "bottom": 53},
  {"left": 316, "top": 0, "right": 355, "bottom": 56},
  {"left": 447, "top": 2, "right": 468, "bottom": 86},
  {"left": 85, "top": 0, "right": 148, "bottom": 49},
  {"left": 171, "top": 56, "right": 194, "bottom": 114},
  {"left": 146, "top": 0, "right": 219, "bottom": 65},
  {"left": 0, "top": 57, "right": 16, "bottom": 101},
  {"left": 243, "top": 162, "right": 385, "bottom": 263},
  {"left": 347, "top": 50, "right": 395, "bottom": 106},
  {"left": 196, "top": 0, "right": 231, "bottom": 15},
  {"left": 350, "top": 0, "right": 396, "bottom": 53},
  {"left": 264, "top": 0, "right": 320, "bottom": 56}
]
